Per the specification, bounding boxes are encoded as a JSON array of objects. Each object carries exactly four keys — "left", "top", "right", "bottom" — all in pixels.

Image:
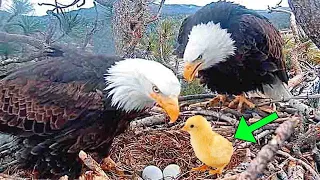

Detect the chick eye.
[
  {"left": 152, "top": 85, "right": 160, "bottom": 93},
  {"left": 197, "top": 55, "right": 203, "bottom": 59},
  {"left": 190, "top": 124, "right": 194, "bottom": 128}
]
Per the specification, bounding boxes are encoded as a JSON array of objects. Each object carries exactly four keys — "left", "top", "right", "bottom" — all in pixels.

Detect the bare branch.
[
  {"left": 78, "top": 150, "right": 110, "bottom": 180},
  {"left": 38, "top": 0, "right": 86, "bottom": 12},
  {"left": 179, "top": 94, "right": 215, "bottom": 101},
  {"left": 278, "top": 150, "right": 320, "bottom": 179},
  {"left": 181, "top": 110, "right": 238, "bottom": 126},
  {"left": 131, "top": 114, "right": 166, "bottom": 128},
  {"left": 238, "top": 119, "right": 299, "bottom": 180},
  {"left": 267, "top": 0, "right": 290, "bottom": 14},
  {"left": 268, "top": 7, "right": 292, "bottom": 14},
  {"left": 113, "top": 0, "right": 167, "bottom": 57},
  {"left": 0, "top": 32, "right": 45, "bottom": 49},
  {"left": 0, "top": 52, "right": 41, "bottom": 66},
  {"left": 146, "top": 0, "right": 166, "bottom": 23},
  {"left": 83, "top": 2, "right": 99, "bottom": 49}
]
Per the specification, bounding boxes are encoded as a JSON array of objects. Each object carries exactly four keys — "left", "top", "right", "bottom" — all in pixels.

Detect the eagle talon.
[
  {"left": 189, "top": 94, "right": 227, "bottom": 108},
  {"left": 228, "top": 94, "right": 255, "bottom": 111},
  {"left": 208, "top": 94, "right": 227, "bottom": 107}
]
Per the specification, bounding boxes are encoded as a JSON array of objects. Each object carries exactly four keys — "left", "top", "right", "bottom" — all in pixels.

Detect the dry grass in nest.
[{"left": 109, "top": 124, "right": 247, "bottom": 179}]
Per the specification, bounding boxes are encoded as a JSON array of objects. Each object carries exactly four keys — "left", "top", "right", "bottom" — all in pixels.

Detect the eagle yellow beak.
[
  {"left": 150, "top": 93, "right": 179, "bottom": 123},
  {"left": 183, "top": 60, "right": 204, "bottom": 82}
]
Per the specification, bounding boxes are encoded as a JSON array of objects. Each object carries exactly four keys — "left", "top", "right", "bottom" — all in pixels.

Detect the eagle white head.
[
  {"left": 183, "top": 21, "right": 236, "bottom": 82},
  {"left": 105, "top": 58, "right": 181, "bottom": 123}
]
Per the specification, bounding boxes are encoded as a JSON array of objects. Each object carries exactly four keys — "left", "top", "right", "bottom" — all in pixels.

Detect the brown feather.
[
  {"left": 0, "top": 49, "right": 139, "bottom": 178},
  {"left": 240, "top": 15, "right": 286, "bottom": 72}
]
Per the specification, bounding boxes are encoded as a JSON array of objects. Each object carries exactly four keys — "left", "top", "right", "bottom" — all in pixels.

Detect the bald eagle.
[
  {"left": 0, "top": 47, "right": 180, "bottom": 178},
  {"left": 176, "top": 1, "right": 291, "bottom": 110}
]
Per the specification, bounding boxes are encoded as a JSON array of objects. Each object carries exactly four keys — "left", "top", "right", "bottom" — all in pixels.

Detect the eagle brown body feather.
[{"left": 0, "top": 47, "right": 140, "bottom": 178}]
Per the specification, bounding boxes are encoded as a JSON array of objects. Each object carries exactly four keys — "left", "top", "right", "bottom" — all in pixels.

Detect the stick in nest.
[
  {"left": 77, "top": 150, "right": 110, "bottom": 180},
  {"left": 277, "top": 150, "right": 320, "bottom": 179},
  {"left": 181, "top": 110, "right": 238, "bottom": 126},
  {"left": 238, "top": 118, "right": 300, "bottom": 180}
]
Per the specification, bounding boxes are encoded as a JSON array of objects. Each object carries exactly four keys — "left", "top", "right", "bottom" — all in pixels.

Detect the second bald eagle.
[{"left": 176, "top": 1, "right": 291, "bottom": 110}]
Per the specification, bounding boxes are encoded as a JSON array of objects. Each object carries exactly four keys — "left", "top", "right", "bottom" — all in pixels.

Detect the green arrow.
[{"left": 234, "top": 112, "right": 279, "bottom": 143}]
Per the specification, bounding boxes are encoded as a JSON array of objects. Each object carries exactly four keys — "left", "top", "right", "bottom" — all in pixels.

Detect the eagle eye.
[{"left": 152, "top": 85, "right": 160, "bottom": 93}]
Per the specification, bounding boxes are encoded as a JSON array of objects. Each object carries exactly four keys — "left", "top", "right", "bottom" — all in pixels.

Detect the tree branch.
[
  {"left": 268, "top": 8, "right": 292, "bottom": 15},
  {"left": 181, "top": 110, "right": 238, "bottom": 126},
  {"left": 78, "top": 150, "right": 110, "bottom": 180},
  {"left": 278, "top": 150, "right": 320, "bottom": 179},
  {"left": 38, "top": 0, "right": 86, "bottom": 12},
  {"left": 179, "top": 94, "right": 215, "bottom": 101},
  {"left": 0, "top": 32, "right": 45, "bottom": 49},
  {"left": 82, "top": 2, "right": 99, "bottom": 49},
  {"left": 0, "top": 51, "right": 48, "bottom": 66},
  {"left": 238, "top": 119, "right": 299, "bottom": 180}
]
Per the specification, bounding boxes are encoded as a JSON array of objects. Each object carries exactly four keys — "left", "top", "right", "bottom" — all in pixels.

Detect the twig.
[
  {"left": 181, "top": 110, "right": 238, "bottom": 126},
  {"left": 238, "top": 118, "right": 299, "bottom": 180},
  {"left": 83, "top": 2, "right": 99, "bottom": 49},
  {"left": 298, "top": 60, "right": 315, "bottom": 70},
  {"left": 78, "top": 150, "right": 110, "bottom": 179},
  {"left": 0, "top": 32, "right": 45, "bottom": 49},
  {"left": 38, "top": 0, "right": 86, "bottom": 11},
  {"left": 0, "top": 173, "right": 25, "bottom": 180},
  {"left": 292, "top": 123, "right": 320, "bottom": 153},
  {"left": 268, "top": 8, "right": 292, "bottom": 14},
  {"left": 257, "top": 94, "right": 320, "bottom": 106},
  {"left": 222, "top": 108, "right": 252, "bottom": 119},
  {"left": 155, "top": 0, "right": 166, "bottom": 19},
  {"left": 237, "top": 130, "right": 273, "bottom": 149},
  {"left": 218, "top": 175, "right": 239, "bottom": 180},
  {"left": 179, "top": 94, "right": 215, "bottom": 101},
  {"left": 267, "top": 0, "right": 292, "bottom": 14},
  {"left": 287, "top": 161, "right": 304, "bottom": 180},
  {"left": 289, "top": 99, "right": 320, "bottom": 120},
  {"left": 0, "top": 51, "right": 47, "bottom": 66},
  {"left": 130, "top": 114, "right": 166, "bottom": 128},
  {"left": 277, "top": 150, "right": 320, "bottom": 179},
  {"left": 288, "top": 73, "right": 305, "bottom": 90}
]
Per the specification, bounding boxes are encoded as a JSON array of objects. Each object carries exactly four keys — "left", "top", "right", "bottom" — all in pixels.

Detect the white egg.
[
  {"left": 142, "top": 165, "right": 163, "bottom": 180},
  {"left": 163, "top": 164, "right": 181, "bottom": 180}
]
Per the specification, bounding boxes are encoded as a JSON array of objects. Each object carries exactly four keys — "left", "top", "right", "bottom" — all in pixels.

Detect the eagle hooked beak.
[
  {"left": 183, "top": 59, "right": 204, "bottom": 82},
  {"left": 150, "top": 93, "right": 179, "bottom": 123}
]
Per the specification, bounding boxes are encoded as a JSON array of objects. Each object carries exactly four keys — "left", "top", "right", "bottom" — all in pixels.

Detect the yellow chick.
[{"left": 181, "top": 115, "right": 233, "bottom": 175}]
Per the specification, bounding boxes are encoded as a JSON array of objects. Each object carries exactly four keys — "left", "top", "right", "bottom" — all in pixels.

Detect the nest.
[
  {"left": 109, "top": 122, "right": 247, "bottom": 179},
  {"left": 1, "top": 94, "right": 319, "bottom": 179}
]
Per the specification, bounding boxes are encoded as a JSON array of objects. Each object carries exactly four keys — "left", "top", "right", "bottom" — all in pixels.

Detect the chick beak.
[
  {"left": 180, "top": 125, "right": 188, "bottom": 132},
  {"left": 151, "top": 93, "right": 179, "bottom": 123},
  {"left": 183, "top": 60, "right": 204, "bottom": 82}
]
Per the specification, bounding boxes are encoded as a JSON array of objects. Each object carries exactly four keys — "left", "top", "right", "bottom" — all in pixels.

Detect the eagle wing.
[
  {"left": 235, "top": 14, "right": 288, "bottom": 83},
  {"left": 0, "top": 48, "right": 136, "bottom": 177},
  {"left": 0, "top": 50, "right": 119, "bottom": 137}
]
